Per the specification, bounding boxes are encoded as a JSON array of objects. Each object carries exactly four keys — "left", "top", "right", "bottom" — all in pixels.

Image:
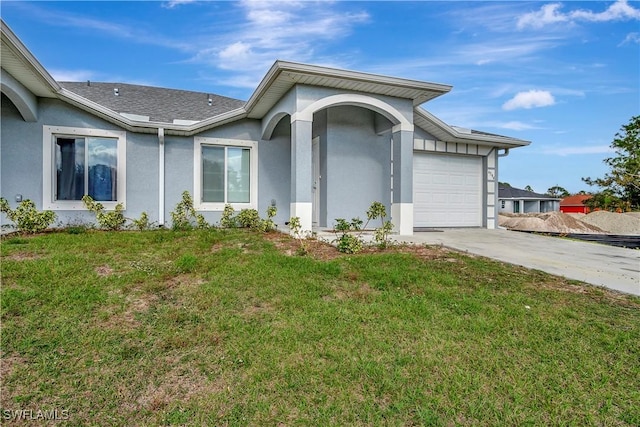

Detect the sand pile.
[
  {"left": 579, "top": 211, "right": 640, "bottom": 235},
  {"left": 499, "top": 212, "right": 604, "bottom": 234}
]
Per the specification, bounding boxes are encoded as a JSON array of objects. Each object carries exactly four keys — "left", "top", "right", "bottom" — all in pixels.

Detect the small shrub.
[
  {"left": 333, "top": 218, "right": 363, "bottom": 254},
  {"left": 82, "top": 195, "right": 126, "bottom": 230},
  {"left": 220, "top": 204, "right": 277, "bottom": 232},
  {"left": 334, "top": 218, "right": 352, "bottom": 233},
  {"left": 257, "top": 205, "right": 277, "bottom": 232},
  {"left": 373, "top": 220, "right": 394, "bottom": 248},
  {"left": 350, "top": 217, "right": 363, "bottom": 231},
  {"left": 336, "top": 233, "right": 363, "bottom": 254},
  {"left": 367, "top": 202, "right": 394, "bottom": 248},
  {"left": 366, "top": 201, "right": 387, "bottom": 222},
  {"left": 331, "top": 202, "right": 394, "bottom": 253},
  {"left": 220, "top": 204, "right": 237, "bottom": 228},
  {"left": 131, "top": 212, "right": 151, "bottom": 231},
  {"left": 289, "top": 216, "right": 309, "bottom": 255},
  {"left": 236, "top": 209, "right": 260, "bottom": 229},
  {"left": 0, "top": 198, "right": 57, "bottom": 233},
  {"left": 171, "top": 191, "right": 208, "bottom": 231}
]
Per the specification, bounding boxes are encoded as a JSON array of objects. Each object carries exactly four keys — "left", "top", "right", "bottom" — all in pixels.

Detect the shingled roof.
[
  {"left": 499, "top": 186, "right": 560, "bottom": 200},
  {"left": 59, "top": 82, "right": 245, "bottom": 124}
]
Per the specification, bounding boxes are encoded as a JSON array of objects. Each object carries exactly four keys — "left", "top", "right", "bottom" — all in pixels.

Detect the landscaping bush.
[
  {"left": 82, "top": 195, "right": 127, "bottom": 231},
  {"left": 170, "top": 191, "right": 208, "bottom": 230},
  {"left": 0, "top": 198, "right": 56, "bottom": 233}
]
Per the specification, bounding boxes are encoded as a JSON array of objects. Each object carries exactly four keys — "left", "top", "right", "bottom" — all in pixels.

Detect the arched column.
[{"left": 392, "top": 125, "right": 414, "bottom": 235}]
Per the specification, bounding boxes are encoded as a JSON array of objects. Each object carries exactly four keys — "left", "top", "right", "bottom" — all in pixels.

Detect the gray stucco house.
[
  {"left": 498, "top": 186, "right": 560, "bottom": 214},
  {"left": 1, "top": 20, "right": 529, "bottom": 235}
]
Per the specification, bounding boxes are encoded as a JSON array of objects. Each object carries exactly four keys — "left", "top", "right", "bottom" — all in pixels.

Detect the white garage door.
[{"left": 413, "top": 153, "right": 482, "bottom": 227}]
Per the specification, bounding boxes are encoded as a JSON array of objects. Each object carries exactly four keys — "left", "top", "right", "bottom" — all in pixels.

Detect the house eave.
[
  {"left": 58, "top": 88, "right": 248, "bottom": 136},
  {"left": 415, "top": 107, "right": 530, "bottom": 148},
  {"left": 0, "top": 19, "right": 60, "bottom": 98},
  {"left": 245, "top": 60, "right": 453, "bottom": 119}
]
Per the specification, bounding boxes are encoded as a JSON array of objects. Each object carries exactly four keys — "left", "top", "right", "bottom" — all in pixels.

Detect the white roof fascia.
[
  {"left": 275, "top": 60, "right": 453, "bottom": 94},
  {"left": 186, "top": 108, "right": 249, "bottom": 135},
  {"left": 415, "top": 107, "right": 530, "bottom": 148},
  {"left": 245, "top": 60, "right": 453, "bottom": 116},
  {"left": 0, "top": 19, "right": 60, "bottom": 95},
  {"left": 244, "top": 61, "right": 284, "bottom": 112}
]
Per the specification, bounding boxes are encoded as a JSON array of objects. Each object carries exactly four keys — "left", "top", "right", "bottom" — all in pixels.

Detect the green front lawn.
[{"left": 1, "top": 229, "right": 638, "bottom": 426}]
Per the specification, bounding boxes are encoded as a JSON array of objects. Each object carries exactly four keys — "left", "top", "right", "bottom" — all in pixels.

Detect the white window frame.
[
  {"left": 194, "top": 137, "right": 258, "bottom": 211},
  {"left": 42, "top": 125, "right": 127, "bottom": 210}
]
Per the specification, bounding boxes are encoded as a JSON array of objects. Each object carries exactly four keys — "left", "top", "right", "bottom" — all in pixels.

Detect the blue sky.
[{"left": 2, "top": 1, "right": 639, "bottom": 194}]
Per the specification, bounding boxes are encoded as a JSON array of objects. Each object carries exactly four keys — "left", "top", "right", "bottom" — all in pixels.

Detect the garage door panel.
[{"left": 413, "top": 153, "right": 482, "bottom": 227}]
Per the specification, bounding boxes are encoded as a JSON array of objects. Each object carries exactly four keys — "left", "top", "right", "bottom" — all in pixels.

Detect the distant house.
[
  {"left": 498, "top": 186, "right": 560, "bottom": 214},
  {"left": 560, "top": 195, "right": 592, "bottom": 214}
]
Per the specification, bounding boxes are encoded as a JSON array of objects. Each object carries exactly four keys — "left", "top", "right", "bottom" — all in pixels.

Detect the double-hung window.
[
  {"left": 43, "top": 126, "right": 126, "bottom": 210},
  {"left": 194, "top": 137, "right": 257, "bottom": 210}
]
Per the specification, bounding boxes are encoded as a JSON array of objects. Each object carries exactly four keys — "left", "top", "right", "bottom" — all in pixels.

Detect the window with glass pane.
[
  {"left": 227, "top": 147, "right": 250, "bottom": 203},
  {"left": 55, "top": 136, "right": 118, "bottom": 201},
  {"left": 202, "top": 145, "right": 250, "bottom": 203},
  {"left": 202, "top": 146, "right": 225, "bottom": 202}
]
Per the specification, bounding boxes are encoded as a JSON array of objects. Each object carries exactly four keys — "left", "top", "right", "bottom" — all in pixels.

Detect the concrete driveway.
[{"left": 393, "top": 229, "right": 640, "bottom": 296}]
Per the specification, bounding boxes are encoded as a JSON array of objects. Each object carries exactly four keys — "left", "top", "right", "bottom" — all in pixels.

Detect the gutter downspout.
[
  {"left": 158, "top": 128, "right": 165, "bottom": 227},
  {"left": 498, "top": 148, "right": 510, "bottom": 157}
]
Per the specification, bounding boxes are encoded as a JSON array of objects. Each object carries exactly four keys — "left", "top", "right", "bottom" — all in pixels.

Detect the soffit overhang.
[
  {"left": 245, "top": 60, "right": 453, "bottom": 119},
  {"left": 414, "top": 107, "right": 531, "bottom": 148},
  {"left": 1, "top": 20, "right": 60, "bottom": 98}
]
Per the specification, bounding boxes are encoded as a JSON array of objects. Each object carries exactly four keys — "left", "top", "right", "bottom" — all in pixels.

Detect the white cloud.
[
  {"left": 184, "top": 1, "right": 370, "bottom": 88},
  {"left": 620, "top": 32, "right": 640, "bottom": 45},
  {"left": 518, "top": 0, "right": 640, "bottom": 29},
  {"left": 162, "top": 0, "right": 198, "bottom": 9},
  {"left": 517, "top": 3, "right": 569, "bottom": 29},
  {"left": 50, "top": 69, "right": 96, "bottom": 82},
  {"left": 457, "top": 37, "right": 561, "bottom": 65},
  {"left": 496, "top": 121, "right": 538, "bottom": 131},
  {"left": 7, "top": 3, "right": 192, "bottom": 51},
  {"left": 218, "top": 42, "right": 254, "bottom": 67},
  {"left": 503, "top": 90, "right": 555, "bottom": 110},
  {"left": 570, "top": 0, "right": 640, "bottom": 22},
  {"left": 542, "top": 145, "right": 615, "bottom": 156}
]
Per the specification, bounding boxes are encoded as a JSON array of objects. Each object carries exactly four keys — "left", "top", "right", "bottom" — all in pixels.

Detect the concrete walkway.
[{"left": 393, "top": 228, "right": 640, "bottom": 296}]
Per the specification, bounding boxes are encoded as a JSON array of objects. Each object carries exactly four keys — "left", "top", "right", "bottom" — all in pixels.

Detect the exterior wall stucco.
[
  {"left": 1, "top": 95, "right": 294, "bottom": 229},
  {"left": 323, "top": 106, "right": 391, "bottom": 227},
  {"left": 262, "top": 117, "right": 292, "bottom": 223},
  {"left": 1, "top": 95, "right": 43, "bottom": 218},
  {"left": 1, "top": 96, "right": 135, "bottom": 226},
  {"left": 2, "top": 78, "right": 514, "bottom": 233}
]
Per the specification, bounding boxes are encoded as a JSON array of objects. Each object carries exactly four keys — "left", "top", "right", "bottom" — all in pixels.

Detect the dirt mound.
[
  {"left": 499, "top": 212, "right": 604, "bottom": 234},
  {"left": 580, "top": 211, "right": 640, "bottom": 235}
]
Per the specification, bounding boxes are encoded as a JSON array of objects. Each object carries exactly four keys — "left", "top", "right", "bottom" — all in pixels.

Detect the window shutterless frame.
[
  {"left": 42, "top": 125, "right": 126, "bottom": 210},
  {"left": 193, "top": 137, "right": 258, "bottom": 211}
]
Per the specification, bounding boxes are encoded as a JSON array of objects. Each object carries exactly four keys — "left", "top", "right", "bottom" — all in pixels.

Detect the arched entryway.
[{"left": 263, "top": 91, "right": 415, "bottom": 234}]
